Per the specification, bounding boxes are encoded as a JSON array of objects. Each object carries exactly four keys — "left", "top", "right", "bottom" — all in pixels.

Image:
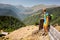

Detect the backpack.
[{"left": 48, "top": 14, "right": 52, "bottom": 21}]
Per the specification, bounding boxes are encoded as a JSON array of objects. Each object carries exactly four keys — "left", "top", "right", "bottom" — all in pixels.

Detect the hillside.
[
  {"left": 23, "top": 7, "right": 60, "bottom": 25},
  {"left": 32, "top": 4, "right": 59, "bottom": 12},
  {"left": 15, "top": 4, "right": 59, "bottom": 20},
  {"left": 0, "top": 4, "right": 59, "bottom": 21},
  {"left": 0, "top": 4, "right": 31, "bottom": 20},
  {"left": 0, "top": 16, "right": 25, "bottom": 32}
]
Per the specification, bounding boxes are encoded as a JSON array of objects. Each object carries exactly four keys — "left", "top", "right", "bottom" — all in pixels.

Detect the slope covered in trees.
[
  {"left": 0, "top": 16, "right": 26, "bottom": 32},
  {"left": 23, "top": 7, "right": 60, "bottom": 25}
]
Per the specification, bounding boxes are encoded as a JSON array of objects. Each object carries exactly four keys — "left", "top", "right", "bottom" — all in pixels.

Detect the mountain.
[
  {"left": 23, "top": 7, "right": 60, "bottom": 25},
  {"left": 0, "top": 4, "right": 26, "bottom": 32},
  {"left": 0, "top": 3, "right": 60, "bottom": 21},
  {"left": 16, "top": 5, "right": 33, "bottom": 13},
  {"left": 0, "top": 4, "right": 30, "bottom": 20},
  {"left": 15, "top": 4, "right": 60, "bottom": 20},
  {"left": 0, "top": 3, "right": 60, "bottom": 32},
  {"left": 32, "top": 4, "right": 59, "bottom": 11},
  {"left": 0, "top": 4, "right": 20, "bottom": 18},
  {"left": 16, "top": 4, "right": 59, "bottom": 15}
]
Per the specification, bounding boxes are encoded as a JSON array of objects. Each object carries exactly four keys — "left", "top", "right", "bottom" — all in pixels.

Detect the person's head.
[{"left": 43, "top": 8, "right": 46, "bottom": 13}]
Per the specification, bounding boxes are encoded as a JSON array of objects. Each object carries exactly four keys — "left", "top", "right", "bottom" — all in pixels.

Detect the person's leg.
[
  {"left": 39, "top": 20, "right": 41, "bottom": 30},
  {"left": 48, "top": 25, "right": 50, "bottom": 32},
  {"left": 44, "top": 25, "right": 48, "bottom": 32},
  {"left": 43, "top": 24, "right": 48, "bottom": 36},
  {"left": 39, "top": 19, "right": 44, "bottom": 30}
]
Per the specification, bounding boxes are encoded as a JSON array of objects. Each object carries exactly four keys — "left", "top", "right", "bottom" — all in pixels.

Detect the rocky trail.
[{"left": 5, "top": 25, "right": 50, "bottom": 40}]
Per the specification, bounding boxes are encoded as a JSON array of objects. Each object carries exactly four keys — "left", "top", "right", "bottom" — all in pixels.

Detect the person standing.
[{"left": 43, "top": 8, "right": 52, "bottom": 35}]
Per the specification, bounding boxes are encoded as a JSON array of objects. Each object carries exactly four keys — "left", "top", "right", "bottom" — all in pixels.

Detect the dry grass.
[
  {"left": 55, "top": 26, "right": 60, "bottom": 32},
  {"left": 5, "top": 25, "right": 50, "bottom": 40}
]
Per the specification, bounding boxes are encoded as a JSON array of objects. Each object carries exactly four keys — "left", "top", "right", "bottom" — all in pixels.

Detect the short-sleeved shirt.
[{"left": 44, "top": 12, "right": 49, "bottom": 24}]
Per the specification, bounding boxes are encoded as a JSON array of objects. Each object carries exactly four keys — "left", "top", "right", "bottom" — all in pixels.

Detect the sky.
[{"left": 0, "top": 0, "right": 60, "bottom": 7}]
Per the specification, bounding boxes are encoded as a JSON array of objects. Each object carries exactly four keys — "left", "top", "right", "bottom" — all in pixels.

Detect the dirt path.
[{"left": 5, "top": 25, "right": 50, "bottom": 40}]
